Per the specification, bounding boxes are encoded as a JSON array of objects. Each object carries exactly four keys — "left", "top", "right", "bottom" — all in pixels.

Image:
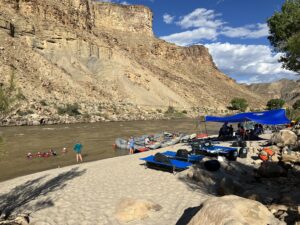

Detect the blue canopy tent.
[{"left": 205, "top": 109, "right": 290, "bottom": 125}]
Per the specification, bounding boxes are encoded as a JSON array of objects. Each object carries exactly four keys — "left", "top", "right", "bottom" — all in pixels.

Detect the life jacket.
[
  {"left": 197, "top": 133, "right": 208, "bottom": 139},
  {"left": 259, "top": 147, "right": 274, "bottom": 161}
]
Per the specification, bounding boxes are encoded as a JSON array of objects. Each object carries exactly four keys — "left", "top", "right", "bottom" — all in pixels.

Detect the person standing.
[
  {"left": 73, "top": 142, "right": 83, "bottom": 163},
  {"left": 128, "top": 136, "right": 135, "bottom": 155}
]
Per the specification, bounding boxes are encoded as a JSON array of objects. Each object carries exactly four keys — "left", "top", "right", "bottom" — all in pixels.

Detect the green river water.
[{"left": 0, "top": 119, "right": 219, "bottom": 182}]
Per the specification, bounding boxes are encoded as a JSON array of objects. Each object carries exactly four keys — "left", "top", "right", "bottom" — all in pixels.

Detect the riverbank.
[
  {"left": 0, "top": 144, "right": 208, "bottom": 225},
  {"left": 1, "top": 133, "right": 298, "bottom": 224}
]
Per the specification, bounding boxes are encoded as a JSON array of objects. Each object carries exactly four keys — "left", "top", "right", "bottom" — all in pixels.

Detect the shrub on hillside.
[
  {"left": 266, "top": 99, "right": 285, "bottom": 110},
  {"left": 57, "top": 103, "right": 81, "bottom": 116},
  {"left": 165, "top": 106, "right": 175, "bottom": 114},
  {"left": 229, "top": 98, "right": 248, "bottom": 112},
  {"left": 292, "top": 99, "right": 300, "bottom": 110}
]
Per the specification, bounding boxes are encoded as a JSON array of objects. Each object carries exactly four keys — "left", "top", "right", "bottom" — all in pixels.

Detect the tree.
[
  {"left": 230, "top": 98, "right": 248, "bottom": 112},
  {"left": 266, "top": 99, "right": 285, "bottom": 110},
  {"left": 267, "top": 0, "right": 300, "bottom": 74},
  {"left": 293, "top": 99, "right": 300, "bottom": 109},
  {"left": 0, "top": 67, "right": 20, "bottom": 120},
  {"left": 0, "top": 88, "right": 10, "bottom": 114}
]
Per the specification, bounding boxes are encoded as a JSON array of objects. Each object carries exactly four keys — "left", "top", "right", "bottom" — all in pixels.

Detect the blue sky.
[{"left": 99, "top": 0, "right": 298, "bottom": 83}]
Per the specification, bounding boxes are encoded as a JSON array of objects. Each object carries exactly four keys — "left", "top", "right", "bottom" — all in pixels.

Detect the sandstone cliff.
[
  {"left": 245, "top": 79, "right": 300, "bottom": 106},
  {"left": 0, "top": 0, "right": 265, "bottom": 125}
]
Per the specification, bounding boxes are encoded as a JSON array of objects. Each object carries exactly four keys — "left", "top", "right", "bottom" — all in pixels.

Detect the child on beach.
[{"left": 73, "top": 142, "right": 83, "bottom": 163}]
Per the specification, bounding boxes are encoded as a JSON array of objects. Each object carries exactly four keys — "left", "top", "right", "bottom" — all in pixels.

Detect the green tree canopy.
[
  {"left": 267, "top": 0, "right": 300, "bottom": 73},
  {"left": 292, "top": 99, "right": 300, "bottom": 109},
  {"left": 230, "top": 98, "right": 248, "bottom": 112},
  {"left": 266, "top": 99, "right": 285, "bottom": 110}
]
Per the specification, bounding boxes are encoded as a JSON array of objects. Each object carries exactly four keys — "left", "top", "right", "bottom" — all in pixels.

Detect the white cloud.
[
  {"left": 176, "top": 8, "right": 224, "bottom": 29},
  {"left": 161, "top": 28, "right": 218, "bottom": 46},
  {"left": 120, "top": 1, "right": 129, "bottom": 5},
  {"left": 161, "top": 8, "right": 269, "bottom": 45},
  {"left": 163, "top": 13, "right": 175, "bottom": 24},
  {"left": 204, "top": 42, "right": 298, "bottom": 83},
  {"left": 221, "top": 23, "right": 269, "bottom": 39}
]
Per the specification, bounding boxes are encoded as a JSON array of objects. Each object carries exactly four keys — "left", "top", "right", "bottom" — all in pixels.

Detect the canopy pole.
[
  {"left": 243, "top": 121, "right": 247, "bottom": 140},
  {"left": 204, "top": 121, "right": 208, "bottom": 135}
]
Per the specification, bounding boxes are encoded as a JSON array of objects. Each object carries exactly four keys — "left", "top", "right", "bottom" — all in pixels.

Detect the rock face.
[
  {"left": 115, "top": 198, "right": 162, "bottom": 223},
  {"left": 0, "top": 0, "right": 265, "bottom": 124},
  {"left": 244, "top": 79, "right": 300, "bottom": 106},
  {"left": 188, "top": 195, "right": 283, "bottom": 225}
]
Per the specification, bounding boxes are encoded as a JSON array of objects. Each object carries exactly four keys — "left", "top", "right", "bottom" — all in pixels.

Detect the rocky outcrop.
[
  {"left": 0, "top": 0, "right": 265, "bottom": 125},
  {"left": 187, "top": 195, "right": 283, "bottom": 225},
  {"left": 271, "top": 130, "right": 298, "bottom": 147}
]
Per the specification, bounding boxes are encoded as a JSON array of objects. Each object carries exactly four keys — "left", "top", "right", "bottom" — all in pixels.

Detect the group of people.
[
  {"left": 218, "top": 122, "right": 264, "bottom": 140},
  {"left": 218, "top": 123, "right": 234, "bottom": 139},
  {"left": 128, "top": 136, "right": 152, "bottom": 154},
  {"left": 26, "top": 142, "right": 84, "bottom": 163},
  {"left": 27, "top": 148, "right": 58, "bottom": 159}
]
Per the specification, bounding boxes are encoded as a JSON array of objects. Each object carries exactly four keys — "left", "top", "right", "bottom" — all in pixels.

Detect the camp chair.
[
  {"left": 140, "top": 153, "right": 192, "bottom": 173},
  {"left": 161, "top": 150, "right": 204, "bottom": 163}
]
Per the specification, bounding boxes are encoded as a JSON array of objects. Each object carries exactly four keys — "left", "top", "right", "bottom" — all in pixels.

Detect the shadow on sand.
[
  {"left": 176, "top": 159, "right": 300, "bottom": 225},
  {"left": 0, "top": 167, "right": 86, "bottom": 219}
]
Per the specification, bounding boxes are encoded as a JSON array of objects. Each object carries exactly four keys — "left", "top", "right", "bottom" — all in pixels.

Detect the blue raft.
[
  {"left": 140, "top": 155, "right": 192, "bottom": 173},
  {"left": 162, "top": 151, "right": 204, "bottom": 163}
]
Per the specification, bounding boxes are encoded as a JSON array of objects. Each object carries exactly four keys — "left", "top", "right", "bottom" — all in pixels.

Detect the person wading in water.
[{"left": 73, "top": 141, "right": 83, "bottom": 163}]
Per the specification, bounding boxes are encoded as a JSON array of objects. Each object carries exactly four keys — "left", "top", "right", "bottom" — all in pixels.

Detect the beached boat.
[
  {"left": 114, "top": 132, "right": 182, "bottom": 151},
  {"left": 147, "top": 142, "right": 161, "bottom": 150},
  {"left": 160, "top": 137, "right": 181, "bottom": 148}
]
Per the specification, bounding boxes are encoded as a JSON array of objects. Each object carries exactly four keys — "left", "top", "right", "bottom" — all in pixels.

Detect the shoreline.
[
  {"left": 0, "top": 116, "right": 197, "bottom": 128},
  {"left": 0, "top": 143, "right": 208, "bottom": 225},
  {"left": 0, "top": 119, "right": 219, "bottom": 183}
]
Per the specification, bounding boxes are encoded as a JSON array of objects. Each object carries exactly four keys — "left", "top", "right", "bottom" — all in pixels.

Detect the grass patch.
[
  {"left": 40, "top": 100, "right": 47, "bottom": 106},
  {"left": 17, "top": 110, "right": 34, "bottom": 116},
  {"left": 164, "top": 106, "right": 186, "bottom": 118},
  {"left": 57, "top": 103, "right": 81, "bottom": 116}
]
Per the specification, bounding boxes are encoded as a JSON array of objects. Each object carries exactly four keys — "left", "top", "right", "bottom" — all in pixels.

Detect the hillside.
[
  {"left": 0, "top": 0, "right": 265, "bottom": 125},
  {"left": 245, "top": 79, "right": 300, "bottom": 106}
]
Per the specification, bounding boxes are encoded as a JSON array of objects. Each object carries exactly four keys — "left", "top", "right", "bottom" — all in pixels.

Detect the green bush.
[
  {"left": 266, "top": 99, "right": 285, "bottom": 110},
  {"left": 57, "top": 103, "right": 81, "bottom": 116},
  {"left": 17, "top": 110, "right": 34, "bottom": 116},
  {"left": 164, "top": 106, "right": 186, "bottom": 118},
  {"left": 40, "top": 100, "right": 47, "bottom": 106},
  {"left": 292, "top": 99, "right": 300, "bottom": 110},
  {"left": 182, "top": 110, "right": 188, "bottom": 114},
  {"left": 0, "top": 88, "right": 10, "bottom": 113},
  {"left": 156, "top": 108, "right": 162, "bottom": 113},
  {"left": 230, "top": 98, "right": 248, "bottom": 112},
  {"left": 165, "top": 106, "right": 175, "bottom": 114},
  {"left": 16, "top": 89, "right": 26, "bottom": 101},
  {"left": 82, "top": 113, "right": 91, "bottom": 119}
]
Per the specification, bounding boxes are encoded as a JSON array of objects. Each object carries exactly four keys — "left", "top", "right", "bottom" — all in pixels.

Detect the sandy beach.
[{"left": 0, "top": 144, "right": 209, "bottom": 225}]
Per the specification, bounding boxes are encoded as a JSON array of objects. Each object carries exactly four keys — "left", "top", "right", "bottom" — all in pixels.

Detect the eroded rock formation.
[{"left": 0, "top": 0, "right": 265, "bottom": 125}]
